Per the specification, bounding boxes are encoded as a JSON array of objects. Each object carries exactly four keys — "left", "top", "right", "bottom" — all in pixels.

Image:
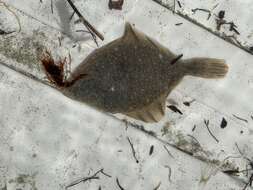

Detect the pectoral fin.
[{"left": 125, "top": 94, "right": 166, "bottom": 123}]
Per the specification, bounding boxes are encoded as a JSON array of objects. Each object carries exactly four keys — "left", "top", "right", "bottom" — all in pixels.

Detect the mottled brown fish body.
[{"left": 62, "top": 23, "right": 228, "bottom": 123}]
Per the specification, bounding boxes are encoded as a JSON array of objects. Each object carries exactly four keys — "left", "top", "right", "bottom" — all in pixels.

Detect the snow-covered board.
[
  {"left": 155, "top": 0, "right": 253, "bottom": 55},
  {"left": 0, "top": 61, "right": 246, "bottom": 190}
]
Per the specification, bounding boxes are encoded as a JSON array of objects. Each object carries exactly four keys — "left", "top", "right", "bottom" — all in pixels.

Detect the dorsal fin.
[
  {"left": 122, "top": 22, "right": 139, "bottom": 41},
  {"left": 125, "top": 94, "right": 167, "bottom": 123}
]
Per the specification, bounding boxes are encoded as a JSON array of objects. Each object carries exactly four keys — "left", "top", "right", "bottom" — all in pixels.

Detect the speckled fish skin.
[
  {"left": 62, "top": 23, "right": 228, "bottom": 122},
  {"left": 63, "top": 23, "right": 181, "bottom": 112}
]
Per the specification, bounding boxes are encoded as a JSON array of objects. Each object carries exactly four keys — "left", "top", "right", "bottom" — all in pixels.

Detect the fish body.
[{"left": 62, "top": 23, "right": 228, "bottom": 122}]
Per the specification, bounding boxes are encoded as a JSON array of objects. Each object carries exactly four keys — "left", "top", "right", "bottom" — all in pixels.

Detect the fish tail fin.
[{"left": 183, "top": 58, "right": 228, "bottom": 78}]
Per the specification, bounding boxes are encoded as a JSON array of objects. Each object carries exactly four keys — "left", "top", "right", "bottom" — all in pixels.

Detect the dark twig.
[
  {"left": 65, "top": 174, "right": 99, "bottom": 189},
  {"left": 233, "top": 143, "right": 253, "bottom": 190},
  {"left": 75, "top": 29, "right": 91, "bottom": 33},
  {"left": 187, "top": 135, "right": 202, "bottom": 147},
  {"left": 100, "top": 169, "right": 112, "bottom": 178},
  {"left": 216, "top": 19, "right": 240, "bottom": 35},
  {"left": 246, "top": 164, "right": 250, "bottom": 177},
  {"left": 69, "top": 11, "right": 75, "bottom": 21},
  {"left": 65, "top": 0, "right": 104, "bottom": 41},
  {"left": 0, "top": 2, "right": 21, "bottom": 33},
  {"left": 173, "top": 0, "right": 176, "bottom": 13},
  {"left": 212, "top": 3, "right": 219, "bottom": 10},
  {"left": 183, "top": 99, "right": 195, "bottom": 106},
  {"left": 167, "top": 105, "right": 183, "bottom": 114},
  {"left": 163, "top": 145, "right": 174, "bottom": 159},
  {"left": 0, "top": 29, "right": 14, "bottom": 35},
  {"left": 177, "top": 0, "right": 182, "bottom": 8},
  {"left": 192, "top": 8, "right": 210, "bottom": 14},
  {"left": 50, "top": 0, "right": 54, "bottom": 14},
  {"left": 192, "top": 125, "right": 197, "bottom": 132},
  {"left": 204, "top": 119, "right": 219, "bottom": 143},
  {"left": 226, "top": 35, "right": 243, "bottom": 47},
  {"left": 124, "top": 120, "right": 156, "bottom": 137},
  {"left": 153, "top": 181, "right": 161, "bottom": 190},
  {"left": 87, "top": 27, "right": 99, "bottom": 46},
  {"left": 127, "top": 137, "right": 139, "bottom": 163},
  {"left": 191, "top": 8, "right": 211, "bottom": 20},
  {"left": 175, "top": 23, "right": 183, "bottom": 26},
  {"left": 228, "top": 22, "right": 240, "bottom": 35},
  {"left": 74, "top": 19, "right": 99, "bottom": 46},
  {"left": 116, "top": 178, "right": 125, "bottom": 190},
  {"left": 223, "top": 169, "right": 240, "bottom": 176},
  {"left": 233, "top": 114, "right": 248, "bottom": 123},
  {"left": 170, "top": 54, "right": 183, "bottom": 65},
  {"left": 58, "top": 37, "right": 62, "bottom": 46},
  {"left": 65, "top": 168, "right": 110, "bottom": 189},
  {"left": 164, "top": 165, "right": 172, "bottom": 182},
  {"left": 235, "top": 142, "right": 252, "bottom": 162},
  {"left": 242, "top": 174, "right": 253, "bottom": 190},
  {"left": 223, "top": 168, "right": 253, "bottom": 175},
  {"left": 149, "top": 145, "right": 154, "bottom": 155},
  {"left": 235, "top": 143, "right": 245, "bottom": 158}
]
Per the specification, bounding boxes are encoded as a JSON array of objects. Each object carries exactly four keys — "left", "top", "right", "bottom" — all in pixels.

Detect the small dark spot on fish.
[
  {"left": 192, "top": 125, "right": 197, "bottom": 132},
  {"left": 149, "top": 145, "right": 154, "bottom": 155},
  {"left": 167, "top": 105, "right": 183, "bottom": 115},
  {"left": 220, "top": 117, "right": 227, "bottom": 128},
  {"left": 240, "top": 130, "right": 243, "bottom": 134}
]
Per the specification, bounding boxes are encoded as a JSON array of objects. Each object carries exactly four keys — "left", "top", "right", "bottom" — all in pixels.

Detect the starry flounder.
[{"left": 46, "top": 23, "right": 228, "bottom": 123}]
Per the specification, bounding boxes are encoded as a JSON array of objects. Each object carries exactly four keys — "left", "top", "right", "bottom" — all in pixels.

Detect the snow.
[
  {"left": 0, "top": 64, "right": 245, "bottom": 189},
  {"left": 0, "top": 0, "right": 253, "bottom": 189},
  {"left": 158, "top": 0, "right": 253, "bottom": 54}
]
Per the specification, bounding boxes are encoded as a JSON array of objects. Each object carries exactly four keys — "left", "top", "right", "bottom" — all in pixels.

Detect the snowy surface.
[
  {"left": 0, "top": 63, "right": 245, "bottom": 190},
  {"left": 157, "top": 0, "right": 253, "bottom": 54},
  {"left": 0, "top": 0, "right": 253, "bottom": 189}
]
